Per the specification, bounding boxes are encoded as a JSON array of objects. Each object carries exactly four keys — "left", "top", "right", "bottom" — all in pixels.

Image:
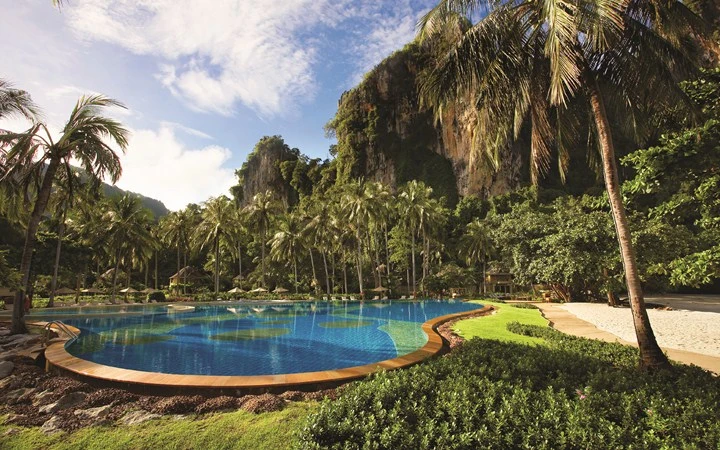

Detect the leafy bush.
[
  {"left": 297, "top": 324, "right": 720, "bottom": 449},
  {"left": 147, "top": 291, "right": 166, "bottom": 302}
]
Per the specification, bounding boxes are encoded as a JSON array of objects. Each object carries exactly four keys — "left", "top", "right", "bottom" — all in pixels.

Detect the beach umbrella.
[
  {"left": 120, "top": 287, "right": 138, "bottom": 294},
  {"left": 81, "top": 287, "right": 104, "bottom": 294},
  {"left": 251, "top": 287, "right": 268, "bottom": 293},
  {"left": 140, "top": 288, "right": 160, "bottom": 294},
  {"left": 273, "top": 287, "right": 289, "bottom": 293},
  {"left": 55, "top": 287, "right": 77, "bottom": 295},
  {"left": 370, "top": 286, "right": 388, "bottom": 292},
  {"left": 227, "top": 287, "right": 245, "bottom": 293}
]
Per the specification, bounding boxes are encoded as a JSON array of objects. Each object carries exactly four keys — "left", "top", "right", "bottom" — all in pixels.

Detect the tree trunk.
[
  {"left": 12, "top": 157, "right": 61, "bottom": 334},
  {"left": 144, "top": 259, "right": 149, "bottom": 288},
  {"left": 214, "top": 234, "right": 220, "bottom": 295},
  {"left": 343, "top": 258, "right": 348, "bottom": 295},
  {"left": 293, "top": 256, "right": 298, "bottom": 294},
  {"left": 588, "top": 78, "right": 671, "bottom": 371},
  {"left": 356, "top": 232, "right": 364, "bottom": 295},
  {"left": 183, "top": 251, "right": 187, "bottom": 294},
  {"left": 261, "top": 229, "right": 266, "bottom": 287},
  {"left": 410, "top": 232, "right": 416, "bottom": 298},
  {"left": 322, "top": 252, "right": 330, "bottom": 295},
  {"left": 309, "top": 250, "right": 317, "bottom": 293},
  {"left": 48, "top": 217, "right": 66, "bottom": 308},
  {"left": 110, "top": 252, "right": 120, "bottom": 304},
  {"left": 384, "top": 225, "right": 391, "bottom": 280},
  {"left": 482, "top": 258, "right": 487, "bottom": 295},
  {"left": 154, "top": 250, "right": 158, "bottom": 290},
  {"left": 238, "top": 243, "right": 243, "bottom": 288}
]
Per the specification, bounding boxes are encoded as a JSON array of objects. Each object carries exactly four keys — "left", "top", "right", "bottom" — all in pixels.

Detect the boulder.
[
  {"left": 39, "top": 392, "right": 87, "bottom": 414},
  {"left": 40, "top": 416, "right": 62, "bottom": 434},
  {"left": 75, "top": 404, "right": 112, "bottom": 421},
  {"left": 120, "top": 410, "right": 161, "bottom": 426},
  {"left": 0, "top": 360, "right": 14, "bottom": 378}
]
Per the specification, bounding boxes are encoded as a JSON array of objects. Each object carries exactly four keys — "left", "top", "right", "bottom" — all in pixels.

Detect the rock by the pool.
[{"left": 0, "top": 361, "right": 15, "bottom": 379}]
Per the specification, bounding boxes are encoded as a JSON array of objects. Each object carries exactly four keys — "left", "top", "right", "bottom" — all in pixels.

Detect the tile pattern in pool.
[{"left": 48, "top": 300, "right": 480, "bottom": 376}]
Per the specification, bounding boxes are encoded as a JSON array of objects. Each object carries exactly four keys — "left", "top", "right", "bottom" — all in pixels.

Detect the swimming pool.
[{"left": 41, "top": 300, "right": 481, "bottom": 377}]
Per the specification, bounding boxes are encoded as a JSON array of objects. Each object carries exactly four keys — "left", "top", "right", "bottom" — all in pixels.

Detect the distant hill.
[{"left": 102, "top": 184, "right": 170, "bottom": 219}]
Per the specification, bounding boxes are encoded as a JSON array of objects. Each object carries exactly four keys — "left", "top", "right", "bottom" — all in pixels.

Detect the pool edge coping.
[{"left": 43, "top": 304, "right": 493, "bottom": 390}]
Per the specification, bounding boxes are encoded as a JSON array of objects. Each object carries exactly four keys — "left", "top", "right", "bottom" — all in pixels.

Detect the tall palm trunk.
[
  {"left": 182, "top": 251, "right": 187, "bottom": 294},
  {"left": 356, "top": 231, "right": 364, "bottom": 294},
  {"left": 110, "top": 251, "right": 120, "bottom": 304},
  {"left": 214, "top": 234, "right": 220, "bottom": 295},
  {"left": 322, "top": 251, "right": 330, "bottom": 295},
  {"left": 237, "top": 243, "right": 243, "bottom": 288},
  {"left": 384, "top": 225, "right": 391, "bottom": 282},
  {"left": 588, "top": 78, "right": 670, "bottom": 371},
  {"left": 12, "top": 157, "right": 60, "bottom": 334},
  {"left": 309, "top": 250, "right": 317, "bottom": 293},
  {"left": 410, "top": 232, "right": 417, "bottom": 298},
  {"left": 48, "top": 217, "right": 66, "bottom": 308},
  {"left": 343, "top": 256, "right": 348, "bottom": 294},
  {"left": 144, "top": 260, "right": 149, "bottom": 288},
  {"left": 261, "top": 228, "right": 266, "bottom": 287},
  {"left": 293, "top": 255, "right": 298, "bottom": 294},
  {"left": 154, "top": 250, "right": 158, "bottom": 290}
]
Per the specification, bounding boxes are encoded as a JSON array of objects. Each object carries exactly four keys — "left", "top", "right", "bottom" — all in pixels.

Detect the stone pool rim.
[{"left": 44, "top": 303, "right": 492, "bottom": 391}]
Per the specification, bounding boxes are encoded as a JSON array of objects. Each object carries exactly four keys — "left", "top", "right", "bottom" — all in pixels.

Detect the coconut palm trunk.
[
  {"left": 356, "top": 233, "right": 364, "bottom": 294},
  {"left": 238, "top": 243, "right": 243, "bottom": 287},
  {"left": 293, "top": 256, "right": 298, "bottom": 294},
  {"left": 48, "top": 217, "right": 66, "bottom": 308},
  {"left": 214, "top": 234, "right": 220, "bottom": 295},
  {"left": 322, "top": 252, "right": 330, "bottom": 295},
  {"left": 154, "top": 251, "right": 158, "bottom": 290},
  {"left": 12, "top": 157, "right": 60, "bottom": 333},
  {"left": 261, "top": 228, "right": 267, "bottom": 287},
  {"left": 410, "top": 231, "right": 417, "bottom": 298},
  {"left": 588, "top": 78, "right": 670, "bottom": 371},
  {"left": 110, "top": 252, "right": 121, "bottom": 304},
  {"left": 309, "top": 250, "right": 317, "bottom": 293}
]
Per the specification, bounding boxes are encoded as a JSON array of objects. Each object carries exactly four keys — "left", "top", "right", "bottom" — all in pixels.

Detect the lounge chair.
[
  {"left": 372, "top": 296, "right": 379, "bottom": 301},
  {"left": 399, "top": 295, "right": 407, "bottom": 300},
  {"left": 342, "top": 296, "right": 349, "bottom": 301}
]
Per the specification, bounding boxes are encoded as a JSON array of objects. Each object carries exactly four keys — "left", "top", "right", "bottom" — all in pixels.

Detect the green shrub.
[
  {"left": 297, "top": 325, "right": 720, "bottom": 449},
  {"left": 147, "top": 291, "right": 166, "bottom": 302}
]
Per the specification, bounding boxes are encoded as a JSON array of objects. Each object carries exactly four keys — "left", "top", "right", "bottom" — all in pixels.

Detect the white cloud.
[
  {"left": 113, "top": 125, "right": 235, "bottom": 211},
  {"left": 347, "top": 2, "right": 434, "bottom": 85},
  {"left": 63, "top": 0, "right": 343, "bottom": 117}
]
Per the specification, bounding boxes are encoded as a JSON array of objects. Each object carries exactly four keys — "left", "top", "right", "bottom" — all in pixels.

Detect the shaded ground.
[{"left": 646, "top": 294, "right": 720, "bottom": 313}]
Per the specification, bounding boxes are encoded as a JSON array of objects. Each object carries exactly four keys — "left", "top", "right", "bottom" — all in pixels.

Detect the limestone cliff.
[
  {"left": 327, "top": 42, "right": 523, "bottom": 206},
  {"left": 231, "top": 136, "right": 301, "bottom": 208}
]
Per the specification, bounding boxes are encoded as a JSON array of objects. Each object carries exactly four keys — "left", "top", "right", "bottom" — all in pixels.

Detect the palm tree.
[
  {"left": 304, "top": 200, "right": 334, "bottom": 295},
  {"left": 99, "top": 195, "right": 153, "bottom": 303},
  {"left": 342, "top": 180, "right": 373, "bottom": 295},
  {"left": 193, "top": 196, "right": 236, "bottom": 296},
  {"left": 419, "top": 0, "right": 711, "bottom": 370},
  {"left": 47, "top": 170, "right": 87, "bottom": 307},
  {"left": 0, "top": 79, "right": 38, "bottom": 121},
  {"left": 0, "top": 95, "right": 128, "bottom": 333},
  {"left": 398, "top": 181, "right": 433, "bottom": 297},
  {"left": 460, "top": 219, "right": 493, "bottom": 294},
  {"left": 243, "top": 191, "right": 281, "bottom": 287},
  {"left": 270, "top": 212, "right": 303, "bottom": 293}
]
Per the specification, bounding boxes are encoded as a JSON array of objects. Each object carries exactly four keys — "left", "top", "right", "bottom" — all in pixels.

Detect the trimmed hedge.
[{"left": 297, "top": 323, "right": 720, "bottom": 449}]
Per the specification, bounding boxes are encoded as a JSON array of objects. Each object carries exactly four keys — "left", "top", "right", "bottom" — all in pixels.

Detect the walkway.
[{"left": 534, "top": 303, "right": 720, "bottom": 374}]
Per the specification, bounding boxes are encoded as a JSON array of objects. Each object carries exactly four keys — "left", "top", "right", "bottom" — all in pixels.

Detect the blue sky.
[{"left": 0, "top": 0, "right": 436, "bottom": 210}]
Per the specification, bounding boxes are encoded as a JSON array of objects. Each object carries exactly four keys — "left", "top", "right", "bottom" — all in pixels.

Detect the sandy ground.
[{"left": 561, "top": 303, "right": 720, "bottom": 358}]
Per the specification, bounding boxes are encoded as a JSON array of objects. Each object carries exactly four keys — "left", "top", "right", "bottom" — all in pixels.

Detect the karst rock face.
[
  {"left": 233, "top": 135, "right": 301, "bottom": 208},
  {"left": 330, "top": 42, "right": 523, "bottom": 205}
]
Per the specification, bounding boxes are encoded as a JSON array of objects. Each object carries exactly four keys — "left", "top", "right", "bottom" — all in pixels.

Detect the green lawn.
[
  {"left": 453, "top": 300, "right": 549, "bottom": 345},
  {"left": 0, "top": 402, "right": 314, "bottom": 450}
]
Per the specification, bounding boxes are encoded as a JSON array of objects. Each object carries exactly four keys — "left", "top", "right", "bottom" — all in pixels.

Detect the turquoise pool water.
[{"left": 33, "top": 300, "right": 481, "bottom": 376}]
